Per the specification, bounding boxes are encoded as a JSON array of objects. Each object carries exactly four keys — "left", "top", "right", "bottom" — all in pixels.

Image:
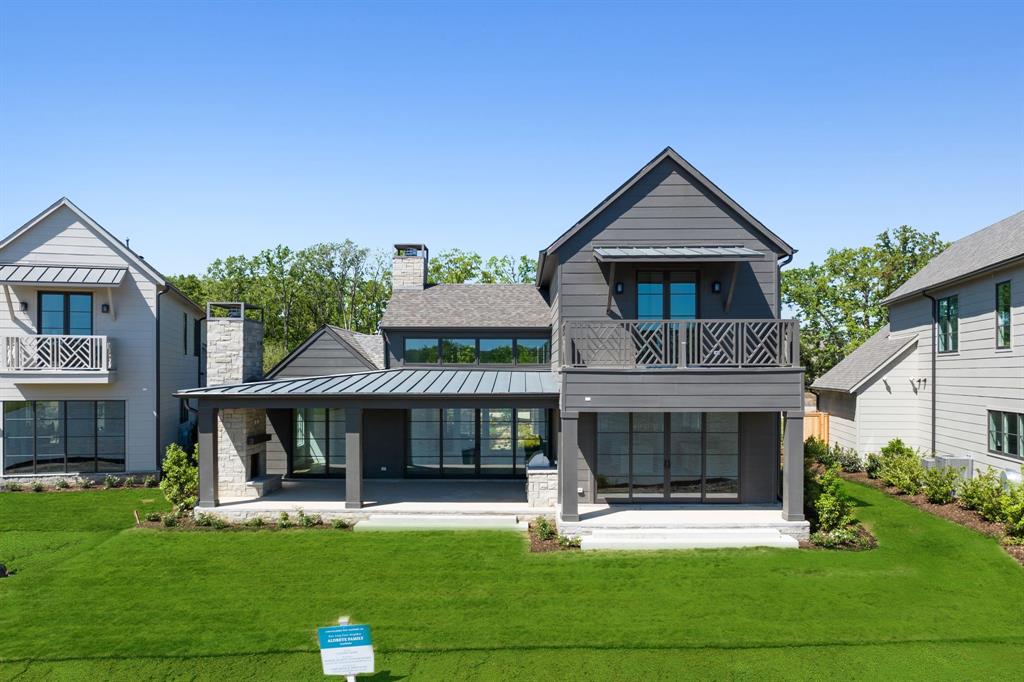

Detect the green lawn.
[{"left": 1, "top": 481, "right": 1021, "bottom": 681}]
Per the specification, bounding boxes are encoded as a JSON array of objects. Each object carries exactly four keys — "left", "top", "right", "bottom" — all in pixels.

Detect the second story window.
[
  {"left": 937, "top": 295, "right": 958, "bottom": 353},
  {"left": 403, "top": 336, "right": 550, "bottom": 365},
  {"left": 183, "top": 312, "right": 188, "bottom": 354},
  {"left": 405, "top": 338, "right": 439, "bottom": 363},
  {"left": 479, "top": 339, "right": 514, "bottom": 364},
  {"left": 442, "top": 338, "right": 476, "bottom": 364},
  {"left": 516, "top": 339, "right": 550, "bottom": 364},
  {"left": 39, "top": 292, "right": 92, "bottom": 335},
  {"left": 996, "top": 281, "right": 1011, "bottom": 349}
]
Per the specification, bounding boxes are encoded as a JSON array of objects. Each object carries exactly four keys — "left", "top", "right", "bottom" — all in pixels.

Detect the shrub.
[
  {"left": 834, "top": 445, "right": 864, "bottom": 473},
  {"left": 195, "top": 512, "right": 216, "bottom": 527},
  {"left": 535, "top": 517, "right": 556, "bottom": 541},
  {"left": 104, "top": 474, "right": 122, "bottom": 489},
  {"left": 811, "top": 527, "right": 858, "bottom": 548},
  {"left": 330, "top": 518, "right": 349, "bottom": 530},
  {"left": 803, "top": 446, "right": 824, "bottom": 525},
  {"left": 160, "top": 443, "right": 199, "bottom": 512},
  {"left": 866, "top": 453, "right": 884, "bottom": 479},
  {"left": 921, "top": 466, "right": 960, "bottom": 504},
  {"left": 557, "top": 534, "right": 581, "bottom": 549},
  {"left": 958, "top": 469, "right": 1002, "bottom": 520},
  {"left": 161, "top": 514, "right": 177, "bottom": 528},
  {"left": 7, "top": 483, "right": 23, "bottom": 492},
  {"left": 31, "top": 481, "right": 45, "bottom": 493},
  {"left": 297, "top": 510, "right": 322, "bottom": 528},
  {"left": 278, "top": 512, "right": 293, "bottom": 529},
  {"left": 210, "top": 516, "right": 228, "bottom": 529},
  {"left": 814, "top": 466, "right": 854, "bottom": 532},
  {"left": 1002, "top": 483, "right": 1024, "bottom": 539},
  {"left": 55, "top": 478, "right": 70, "bottom": 489},
  {"left": 878, "top": 446, "right": 924, "bottom": 495},
  {"left": 804, "top": 436, "right": 830, "bottom": 464},
  {"left": 145, "top": 511, "right": 162, "bottom": 522},
  {"left": 143, "top": 475, "right": 158, "bottom": 488},
  {"left": 244, "top": 516, "right": 266, "bottom": 528},
  {"left": 80, "top": 478, "right": 95, "bottom": 489},
  {"left": 122, "top": 475, "right": 137, "bottom": 488}
]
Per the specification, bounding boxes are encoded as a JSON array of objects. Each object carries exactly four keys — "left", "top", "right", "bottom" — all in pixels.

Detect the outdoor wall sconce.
[
  {"left": 711, "top": 281, "right": 722, "bottom": 293},
  {"left": 101, "top": 303, "right": 110, "bottom": 313},
  {"left": 18, "top": 301, "right": 28, "bottom": 311},
  {"left": 614, "top": 282, "right": 624, "bottom": 294}
]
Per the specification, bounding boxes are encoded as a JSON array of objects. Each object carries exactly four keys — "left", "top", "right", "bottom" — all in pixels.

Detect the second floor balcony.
[
  {"left": 561, "top": 318, "right": 799, "bottom": 370},
  {"left": 1, "top": 334, "right": 114, "bottom": 383}
]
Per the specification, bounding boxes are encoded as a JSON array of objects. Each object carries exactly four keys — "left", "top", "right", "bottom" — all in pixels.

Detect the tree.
[
  {"left": 782, "top": 225, "right": 947, "bottom": 384},
  {"left": 428, "top": 248, "right": 483, "bottom": 283}
]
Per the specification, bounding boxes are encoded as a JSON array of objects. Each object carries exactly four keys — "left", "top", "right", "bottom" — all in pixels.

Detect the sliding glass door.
[
  {"left": 596, "top": 412, "right": 739, "bottom": 502},
  {"left": 291, "top": 408, "right": 345, "bottom": 477}
]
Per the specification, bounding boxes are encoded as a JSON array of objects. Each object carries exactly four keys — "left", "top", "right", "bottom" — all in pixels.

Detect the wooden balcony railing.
[
  {"left": 1, "top": 335, "right": 112, "bottom": 372},
  {"left": 561, "top": 319, "right": 799, "bottom": 369}
]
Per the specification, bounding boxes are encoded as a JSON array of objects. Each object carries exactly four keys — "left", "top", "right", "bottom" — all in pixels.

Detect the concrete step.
[
  {"left": 354, "top": 514, "right": 524, "bottom": 532},
  {"left": 580, "top": 528, "right": 798, "bottom": 551}
]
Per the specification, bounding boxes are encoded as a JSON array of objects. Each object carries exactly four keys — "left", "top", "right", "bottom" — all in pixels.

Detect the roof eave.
[{"left": 882, "top": 253, "right": 1024, "bottom": 306}]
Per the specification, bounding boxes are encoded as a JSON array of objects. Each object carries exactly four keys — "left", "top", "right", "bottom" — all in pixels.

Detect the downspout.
[
  {"left": 922, "top": 291, "right": 937, "bottom": 454},
  {"left": 156, "top": 285, "right": 167, "bottom": 472}
]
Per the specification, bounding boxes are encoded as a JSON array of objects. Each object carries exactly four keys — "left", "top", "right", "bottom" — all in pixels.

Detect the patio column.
[
  {"left": 197, "top": 404, "right": 219, "bottom": 508},
  {"left": 559, "top": 412, "right": 579, "bottom": 522},
  {"left": 782, "top": 410, "right": 804, "bottom": 521},
  {"left": 345, "top": 407, "right": 363, "bottom": 509}
]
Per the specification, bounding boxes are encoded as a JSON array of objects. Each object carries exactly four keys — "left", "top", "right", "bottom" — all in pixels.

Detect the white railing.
[
  {"left": 561, "top": 319, "right": 798, "bottom": 369},
  {"left": 1, "top": 335, "right": 111, "bottom": 372}
]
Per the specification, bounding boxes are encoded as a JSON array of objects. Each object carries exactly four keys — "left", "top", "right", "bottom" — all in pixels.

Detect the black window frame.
[
  {"left": 193, "top": 319, "right": 201, "bottom": 357},
  {"left": 182, "top": 312, "right": 188, "bottom": 354},
  {"left": 2, "top": 399, "right": 126, "bottom": 475},
  {"left": 988, "top": 410, "right": 1023, "bottom": 459},
  {"left": 36, "top": 291, "right": 93, "bottom": 336},
  {"left": 996, "top": 281, "right": 1011, "bottom": 350},
  {"left": 937, "top": 294, "right": 958, "bottom": 354},
  {"left": 289, "top": 407, "right": 346, "bottom": 478},
  {"left": 402, "top": 336, "right": 551, "bottom": 367}
]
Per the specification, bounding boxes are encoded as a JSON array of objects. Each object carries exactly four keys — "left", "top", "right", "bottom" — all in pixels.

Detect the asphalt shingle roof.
[
  {"left": 380, "top": 284, "right": 550, "bottom": 329},
  {"left": 811, "top": 325, "right": 918, "bottom": 393},
  {"left": 328, "top": 326, "right": 385, "bottom": 369},
  {"left": 883, "top": 211, "right": 1024, "bottom": 304}
]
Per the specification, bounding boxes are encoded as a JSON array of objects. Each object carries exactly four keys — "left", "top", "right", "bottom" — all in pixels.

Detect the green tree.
[
  {"left": 429, "top": 248, "right": 483, "bottom": 283},
  {"left": 782, "top": 225, "right": 947, "bottom": 384}
]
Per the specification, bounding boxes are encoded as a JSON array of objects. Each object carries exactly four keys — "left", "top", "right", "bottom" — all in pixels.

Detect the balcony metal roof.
[
  {"left": 593, "top": 245, "right": 765, "bottom": 262},
  {"left": 177, "top": 368, "right": 560, "bottom": 399},
  {"left": 0, "top": 263, "right": 128, "bottom": 287}
]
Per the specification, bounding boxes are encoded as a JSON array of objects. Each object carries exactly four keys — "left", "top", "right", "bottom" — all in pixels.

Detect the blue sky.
[{"left": 1, "top": 1, "right": 1021, "bottom": 275}]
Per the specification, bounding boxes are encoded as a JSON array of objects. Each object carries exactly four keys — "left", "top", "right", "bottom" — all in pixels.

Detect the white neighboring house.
[
  {"left": 0, "top": 198, "right": 204, "bottom": 480},
  {"left": 813, "top": 211, "right": 1024, "bottom": 475}
]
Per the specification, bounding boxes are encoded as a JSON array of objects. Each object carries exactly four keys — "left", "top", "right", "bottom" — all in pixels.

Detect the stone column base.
[{"left": 526, "top": 468, "right": 558, "bottom": 508}]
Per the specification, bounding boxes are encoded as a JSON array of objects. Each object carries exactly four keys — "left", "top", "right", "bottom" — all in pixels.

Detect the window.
[
  {"left": 183, "top": 312, "right": 188, "bottom": 354},
  {"left": 516, "top": 339, "right": 550, "bottom": 364},
  {"left": 38, "top": 292, "right": 92, "bottom": 335},
  {"left": 3, "top": 400, "right": 125, "bottom": 474},
  {"left": 937, "top": 295, "right": 958, "bottom": 353},
  {"left": 404, "top": 338, "right": 439, "bottom": 364},
  {"left": 637, "top": 271, "right": 697, "bottom": 320},
  {"left": 408, "top": 409, "right": 441, "bottom": 475},
  {"left": 179, "top": 398, "right": 189, "bottom": 424},
  {"left": 193, "top": 319, "right": 201, "bottom": 357},
  {"left": 292, "top": 408, "right": 345, "bottom": 476},
  {"left": 989, "top": 410, "right": 1022, "bottom": 458},
  {"left": 996, "top": 281, "right": 1011, "bottom": 349},
  {"left": 442, "top": 338, "right": 476, "bottom": 364},
  {"left": 479, "top": 339, "right": 514, "bottom": 364}
]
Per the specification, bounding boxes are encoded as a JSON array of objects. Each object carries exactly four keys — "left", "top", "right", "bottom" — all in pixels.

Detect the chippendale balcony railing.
[
  {"left": 561, "top": 319, "right": 799, "bottom": 369},
  {"left": 1, "top": 335, "right": 112, "bottom": 372}
]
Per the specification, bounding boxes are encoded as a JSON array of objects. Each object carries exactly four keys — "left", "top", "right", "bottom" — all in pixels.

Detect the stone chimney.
[
  {"left": 392, "top": 243, "right": 429, "bottom": 290},
  {"left": 205, "top": 302, "right": 264, "bottom": 385}
]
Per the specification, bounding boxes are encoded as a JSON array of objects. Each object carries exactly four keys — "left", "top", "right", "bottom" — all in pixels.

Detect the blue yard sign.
[{"left": 317, "top": 624, "right": 374, "bottom": 676}]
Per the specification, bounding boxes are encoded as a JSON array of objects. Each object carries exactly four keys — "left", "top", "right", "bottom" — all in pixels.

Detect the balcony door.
[
  {"left": 636, "top": 271, "right": 697, "bottom": 320},
  {"left": 38, "top": 292, "right": 92, "bottom": 335}
]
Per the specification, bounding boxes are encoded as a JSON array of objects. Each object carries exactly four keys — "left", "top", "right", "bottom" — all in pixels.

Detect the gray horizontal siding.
[
  {"left": 272, "top": 331, "right": 374, "bottom": 378},
  {"left": 562, "top": 369, "right": 803, "bottom": 412}
]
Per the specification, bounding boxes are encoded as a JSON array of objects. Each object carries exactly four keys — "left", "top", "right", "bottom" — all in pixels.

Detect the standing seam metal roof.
[
  {"left": 0, "top": 263, "right": 128, "bottom": 286},
  {"left": 593, "top": 245, "right": 765, "bottom": 261}
]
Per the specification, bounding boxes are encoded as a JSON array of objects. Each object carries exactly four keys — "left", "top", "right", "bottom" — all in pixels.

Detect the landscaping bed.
[{"left": 528, "top": 518, "right": 580, "bottom": 552}]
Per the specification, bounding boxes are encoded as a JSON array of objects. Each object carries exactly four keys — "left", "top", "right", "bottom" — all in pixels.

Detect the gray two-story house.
[{"left": 179, "top": 148, "right": 808, "bottom": 543}]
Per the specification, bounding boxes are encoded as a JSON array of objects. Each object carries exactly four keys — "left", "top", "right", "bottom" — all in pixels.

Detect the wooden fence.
[{"left": 803, "top": 411, "right": 830, "bottom": 443}]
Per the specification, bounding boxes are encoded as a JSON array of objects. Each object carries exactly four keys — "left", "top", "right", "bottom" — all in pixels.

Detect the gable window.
[
  {"left": 404, "top": 338, "right": 439, "bottom": 364},
  {"left": 38, "top": 292, "right": 92, "bottom": 335},
  {"left": 479, "top": 339, "right": 514, "bottom": 364},
  {"left": 183, "top": 312, "right": 189, "bottom": 354},
  {"left": 516, "top": 339, "right": 550, "bottom": 364},
  {"left": 193, "top": 319, "right": 201, "bottom": 357},
  {"left": 442, "top": 338, "right": 476, "bottom": 364},
  {"left": 989, "top": 410, "right": 1022, "bottom": 458},
  {"left": 996, "top": 281, "right": 1011, "bottom": 349},
  {"left": 937, "top": 295, "right": 958, "bottom": 353}
]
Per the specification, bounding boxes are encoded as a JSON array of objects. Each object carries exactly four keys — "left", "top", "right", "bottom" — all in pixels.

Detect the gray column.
[
  {"left": 197, "top": 404, "right": 219, "bottom": 508},
  {"left": 559, "top": 412, "right": 579, "bottom": 522},
  {"left": 782, "top": 410, "right": 804, "bottom": 521},
  {"left": 345, "top": 407, "right": 363, "bottom": 509}
]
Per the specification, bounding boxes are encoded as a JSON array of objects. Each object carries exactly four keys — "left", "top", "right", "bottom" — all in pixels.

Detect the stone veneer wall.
[
  {"left": 392, "top": 255, "right": 427, "bottom": 290},
  {"left": 526, "top": 468, "right": 558, "bottom": 509},
  {"left": 217, "top": 408, "right": 266, "bottom": 499},
  {"left": 206, "top": 318, "right": 264, "bottom": 386}
]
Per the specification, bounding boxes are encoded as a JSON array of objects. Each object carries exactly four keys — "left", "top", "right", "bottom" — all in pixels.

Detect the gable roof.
[
  {"left": 380, "top": 284, "right": 550, "bottom": 329},
  {"left": 0, "top": 197, "right": 202, "bottom": 314},
  {"left": 883, "top": 211, "right": 1024, "bottom": 305},
  {"left": 811, "top": 325, "right": 918, "bottom": 394},
  {"left": 265, "top": 325, "right": 384, "bottom": 378},
  {"left": 537, "top": 147, "right": 794, "bottom": 285}
]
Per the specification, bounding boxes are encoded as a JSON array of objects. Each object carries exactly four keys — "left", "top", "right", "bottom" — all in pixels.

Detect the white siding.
[
  {"left": 855, "top": 342, "right": 922, "bottom": 454},
  {"left": 158, "top": 293, "right": 203, "bottom": 459},
  {"left": 0, "top": 204, "right": 193, "bottom": 474},
  {"left": 818, "top": 390, "right": 857, "bottom": 451}
]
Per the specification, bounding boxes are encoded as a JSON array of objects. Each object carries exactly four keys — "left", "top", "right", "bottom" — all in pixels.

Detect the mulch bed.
[
  {"left": 527, "top": 521, "right": 579, "bottom": 553},
  {"left": 841, "top": 470, "right": 1023, "bottom": 567}
]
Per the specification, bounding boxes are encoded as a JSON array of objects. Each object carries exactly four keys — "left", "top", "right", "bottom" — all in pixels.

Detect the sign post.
[{"left": 317, "top": 616, "right": 374, "bottom": 679}]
